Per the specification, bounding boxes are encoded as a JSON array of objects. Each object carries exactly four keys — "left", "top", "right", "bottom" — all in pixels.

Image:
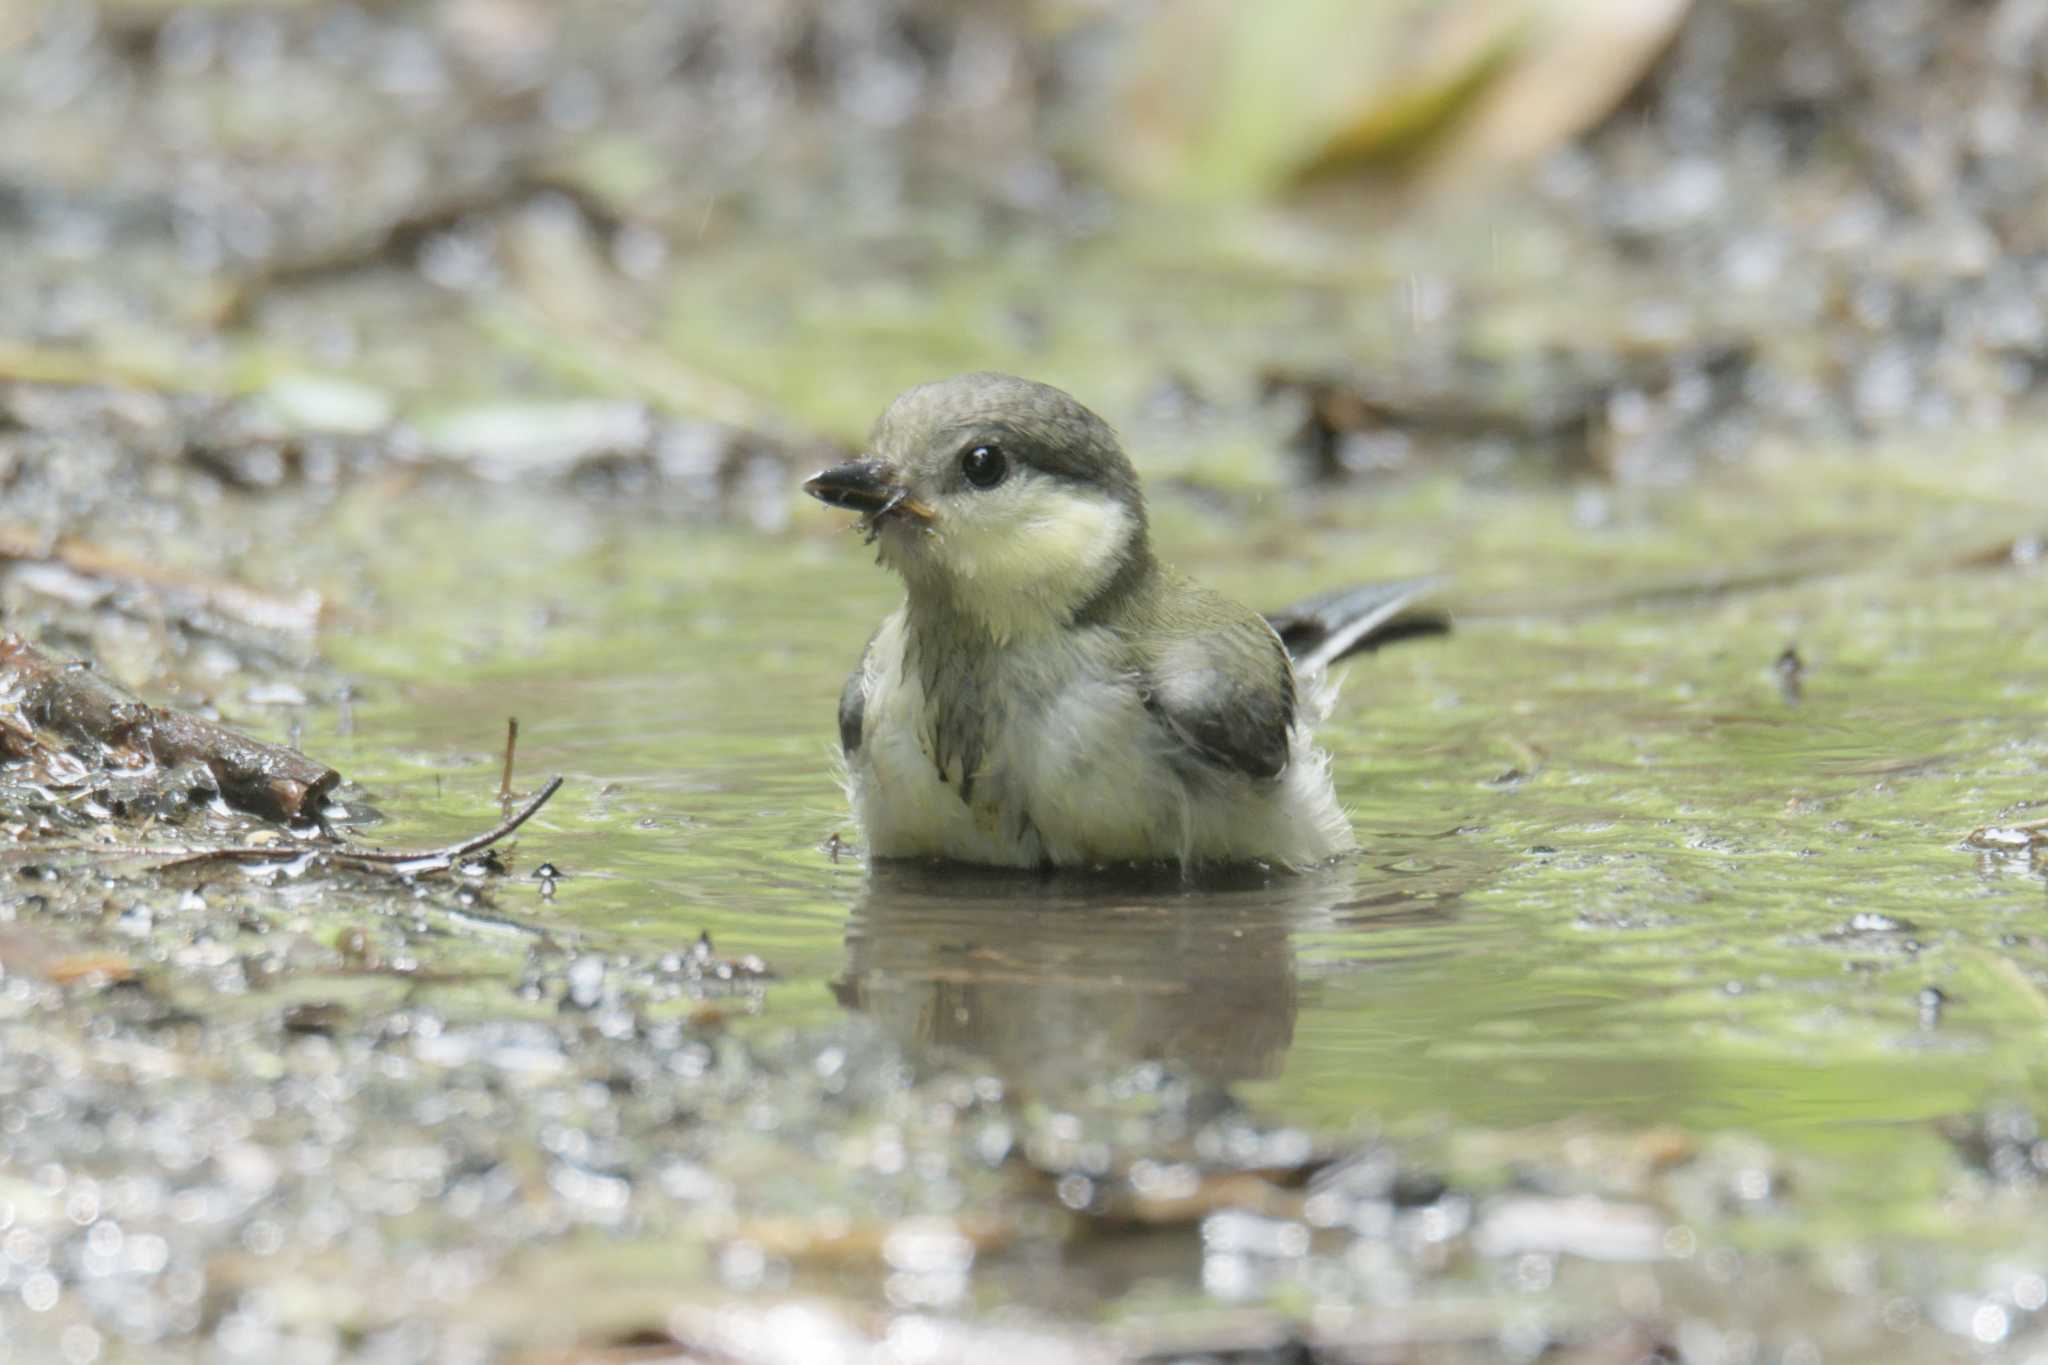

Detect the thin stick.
[
  {"left": 340, "top": 774, "right": 563, "bottom": 865},
  {"left": 499, "top": 716, "right": 520, "bottom": 805},
  {"left": 148, "top": 775, "right": 565, "bottom": 871}
]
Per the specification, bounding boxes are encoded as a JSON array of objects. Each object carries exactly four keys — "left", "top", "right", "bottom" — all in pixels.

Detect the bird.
[{"left": 804, "top": 372, "right": 1441, "bottom": 875}]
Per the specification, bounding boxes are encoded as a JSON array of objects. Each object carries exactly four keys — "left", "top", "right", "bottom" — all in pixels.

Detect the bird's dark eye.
[{"left": 960, "top": 443, "right": 1007, "bottom": 489}]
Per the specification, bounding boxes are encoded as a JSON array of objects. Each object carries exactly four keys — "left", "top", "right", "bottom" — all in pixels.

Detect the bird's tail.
[{"left": 1263, "top": 577, "right": 1450, "bottom": 678}]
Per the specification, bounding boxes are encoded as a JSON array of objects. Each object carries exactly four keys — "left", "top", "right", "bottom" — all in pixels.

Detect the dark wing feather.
[
  {"left": 1263, "top": 577, "right": 1449, "bottom": 674},
  {"left": 837, "top": 632, "right": 875, "bottom": 755},
  {"left": 1143, "top": 614, "right": 1296, "bottom": 782}
]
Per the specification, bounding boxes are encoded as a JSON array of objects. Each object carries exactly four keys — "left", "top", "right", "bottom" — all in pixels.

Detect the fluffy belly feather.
[{"left": 847, "top": 616, "right": 1355, "bottom": 871}]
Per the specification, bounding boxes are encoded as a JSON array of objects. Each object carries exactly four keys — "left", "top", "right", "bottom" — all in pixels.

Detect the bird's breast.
[
  {"left": 851, "top": 619, "right": 1182, "bottom": 865},
  {"left": 847, "top": 614, "right": 1354, "bottom": 870}
]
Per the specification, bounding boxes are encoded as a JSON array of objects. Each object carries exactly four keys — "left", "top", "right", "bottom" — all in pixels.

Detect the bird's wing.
[
  {"left": 1141, "top": 604, "right": 1297, "bottom": 782},
  {"left": 1263, "top": 577, "right": 1449, "bottom": 676},
  {"left": 838, "top": 629, "right": 878, "bottom": 755}
]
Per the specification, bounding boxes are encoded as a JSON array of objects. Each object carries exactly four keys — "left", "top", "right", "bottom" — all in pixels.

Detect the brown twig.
[
  {"left": 153, "top": 775, "right": 565, "bottom": 873},
  {"left": 499, "top": 716, "right": 519, "bottom": 806},
  {"left": 0, "top": 634, "right": 338, "bottom": 822},
  {"left": 339, "top": 774, "right": 563, "bottom": 865}
]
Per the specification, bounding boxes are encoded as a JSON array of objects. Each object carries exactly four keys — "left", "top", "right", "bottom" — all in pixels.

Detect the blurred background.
[{"left": 7, "top": 0, "right": 2046, "bottom": 503}]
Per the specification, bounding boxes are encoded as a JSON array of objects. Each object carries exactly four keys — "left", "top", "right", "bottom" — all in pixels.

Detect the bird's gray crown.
[{"left": 870, "top": 372, "right": 1145, "bottom": 512}]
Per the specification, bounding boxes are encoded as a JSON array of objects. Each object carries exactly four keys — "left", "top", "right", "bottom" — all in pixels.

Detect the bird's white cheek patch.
[{"left": 942, "top": 488, "right": 1130, "bottom": 607}]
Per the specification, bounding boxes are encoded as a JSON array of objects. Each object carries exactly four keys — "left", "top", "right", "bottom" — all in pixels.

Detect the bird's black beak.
[{"left": 803, "top": 458, "right": 933, "bottom": 525}]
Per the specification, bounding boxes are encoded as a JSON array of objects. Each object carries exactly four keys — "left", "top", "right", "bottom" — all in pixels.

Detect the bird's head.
[{"left": 804, "top": 373, "right": 1151, "bottom": 639}]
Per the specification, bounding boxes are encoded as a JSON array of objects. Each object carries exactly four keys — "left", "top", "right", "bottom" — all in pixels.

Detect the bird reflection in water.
[{"left": 835, "top": 861, "right": 1436, "bottom": 1091}]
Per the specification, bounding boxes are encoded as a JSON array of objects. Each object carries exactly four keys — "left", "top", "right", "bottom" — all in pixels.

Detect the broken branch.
[
  {"left": 499, "top": 716, "right": 520, "bottom": 805},
  {"left": 336, "top": 775, "right": 564, "bottom": 867},
  {"left": 151, "top": 774, "right": 565, "bottom": 874},
  {"left": 0, "top": 634, "right": 339, "bottom": 823}
]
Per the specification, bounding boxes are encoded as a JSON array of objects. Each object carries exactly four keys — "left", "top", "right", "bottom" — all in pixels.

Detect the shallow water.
[
  {"left": 3, "top": 402, "right": 2045, "bottom": 1360},
  {"left": 316, "top": 434, "right": 2048, "bottom": 1250},
  {"left": 10, "top": 3, "right": 2048, "bottom": 1357}
]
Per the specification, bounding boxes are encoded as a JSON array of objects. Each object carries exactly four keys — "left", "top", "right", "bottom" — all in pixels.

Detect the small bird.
[{"left": 805, "top": 373, "right": 1439, "bottom": 875}]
